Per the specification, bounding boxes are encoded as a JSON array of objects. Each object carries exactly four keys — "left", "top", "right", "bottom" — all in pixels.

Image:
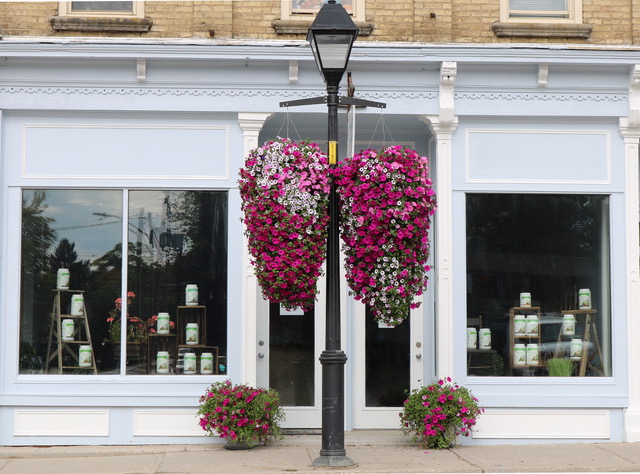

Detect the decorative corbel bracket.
[
  {"left": 439, "top": 61, "right": 457, "bottom": 128},
  {"left": 137, "top": 58, "right": 146, "bottom": 83},
  {"left": 538, "top": 63, "right": 549, "bottom": 87},
  {"left": 627, "top": 64, "right": 640, "bottom": 129},
  {"left": 289, "top": 60, "right": 299, "bottom": 84}
]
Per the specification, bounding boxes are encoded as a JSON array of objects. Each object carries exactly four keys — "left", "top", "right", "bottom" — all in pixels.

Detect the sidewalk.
[{"left": 1, "top": 430, "right": 640, "bottom": 473}]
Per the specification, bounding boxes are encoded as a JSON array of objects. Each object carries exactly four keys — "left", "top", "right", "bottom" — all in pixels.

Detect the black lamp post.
[
  {"left": 279, "top": 1, "right": 384, "bottom": 466},
  {"left": 307, "top": 0, "right": 357, "bottom": 467}
]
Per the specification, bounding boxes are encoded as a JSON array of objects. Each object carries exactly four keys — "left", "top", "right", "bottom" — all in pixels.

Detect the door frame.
[{"left": 350, "top": 298, "right": 426, "bottom": 429}]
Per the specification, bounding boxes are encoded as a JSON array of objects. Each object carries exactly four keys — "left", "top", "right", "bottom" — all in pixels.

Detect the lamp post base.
[{"left": 312, "top": 454, "right": 355, "bottom": 467}]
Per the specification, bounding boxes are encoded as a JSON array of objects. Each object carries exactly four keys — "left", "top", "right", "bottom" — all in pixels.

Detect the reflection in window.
[
  {"left": 126, "top": 191, "right": 227, "bottom": 375},
  {"left": 71, "top": 1, "right": 134, "bottom": 12},
  {"left": 508, "top": 0, "right": 570, "bottom": 18},
  {"left": 466, "top": 194, "right": 611, "bottom": 377},
  {"left": 292, "top": 0, "right": 353, "bottom": 14},
  {"left": 19, "top": 189, "right": 228, "bottom": 376},
  {"left": 20, "top": 190, "right": 123, "bottom": 374}
]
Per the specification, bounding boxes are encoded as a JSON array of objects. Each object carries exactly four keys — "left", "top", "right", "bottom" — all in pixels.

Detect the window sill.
[
  {"left": 50, "top": 16, "right": 152, "bottom": 33},
  {"left": 491, "top": 21, "right": 592, "bottom": 39},
  {"left": 272, "top": 19, "right": 373, "bottom": 36}
]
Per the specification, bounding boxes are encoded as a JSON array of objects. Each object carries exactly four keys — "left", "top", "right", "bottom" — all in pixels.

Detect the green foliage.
[
  {"left": 547, "top": 357, "right": 574, "bottom": 376},
  {"left": 400, "top": 377, "right": 483, "bottom": 449},
  {"left": 197, "top": 380, "right": 285, "bottom": 447}
]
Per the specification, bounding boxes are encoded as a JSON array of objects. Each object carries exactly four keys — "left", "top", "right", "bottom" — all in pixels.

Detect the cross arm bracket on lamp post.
[{"left": 279, "top": 95, "right": 386, "bottom": 109}]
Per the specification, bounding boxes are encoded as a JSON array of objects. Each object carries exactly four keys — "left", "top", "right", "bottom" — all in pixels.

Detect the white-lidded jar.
[
  {"left": 526, "top": 314, "right": 539, "bottom": 336},
  {"left": 56, "top": 268, "right": 70, "bottom": 290},
  {"left": 520, "top": 292, "right": 531, "bottom": 308},
  {"left": 200, "top": 352, "right": 214, "bottom": 375},
  {"left": 185, "top": 284, "right": 198, "bottom": 306},
  {"left": 184, "top": 352, "right": 197, "bottom": 374},
  {"left": 570, "top": 338, "right": 583, "bottom": 360},
  {"left": 514, "top": 344, "right": 527, "bottom": 365},
  {"left": 479, "top": 328, "right": 491, "bottom": 349},
  {"left": 526, "top": 343, "right": 539, "bottom": 366},
  {"left": 578, "top": 289, "right": 591, "bottom": 309},
  {"left": 70, "top": 294, "right": 84, "bottom": 316},
  {"left": 156, "top": 351, "right": 170, "bottom": 374},
  {"left": 185, "top": 323, "right": 198, "bottom": 345},
  {"left": 62, "top": 319, "right": 75, "bottom": 341},
  {"left": 79, "top": 345, "right": 92, "bottom": 367},
  {"left": 466, "top": 327, "right": 477, "bottom": 349},
  {"left": 157, "top": 312, "right": 170, "bottom": 335},
  {"left": 562, "top": 314, "right": 576, "bottom": 336},
  {"left": 514, "top": 315, "right": 527, "bottom": 335}
]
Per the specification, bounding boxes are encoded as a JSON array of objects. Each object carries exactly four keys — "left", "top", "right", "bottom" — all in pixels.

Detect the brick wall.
[{"left": 0, "top": 1, "right": 637, "bottom": 45}]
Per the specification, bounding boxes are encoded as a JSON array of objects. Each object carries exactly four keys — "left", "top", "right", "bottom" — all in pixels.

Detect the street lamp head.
[{"left": 307, "top": 0, "right": 359, "bottom": 87}]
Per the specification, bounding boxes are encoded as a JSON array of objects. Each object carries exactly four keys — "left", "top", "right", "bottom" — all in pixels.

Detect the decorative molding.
[
  {"left": 51, "top": 16, "right": 152, "bottom": 33},
  {"left": 456, "top": 91, "right": 625, "bottom": 103},
  {"left": 289, "top": 60, "right": 299, "bottom": 84},
  {"left": 491, "top": 21, "right": 592, "bottom": 39},
  {"left": 14, "top": 409, "right": 109, "bottom": 436},
  {"left": 272, "top": 19, "right": 373, "bottom": 36},
  {"left": 136, "top": 58, "right": 146, "bottom": 83},
  {"left": 538, "top": 63, "right": 549, "bottom": 87},
  {"left": 627, "top": 65, "right": 640, "bottom": 128},
  {"left": 439, "top": 61, "right": 457, "bottom": 128},
  {"left": 0, "top": 86, "right": 437, "bottom": 101}
]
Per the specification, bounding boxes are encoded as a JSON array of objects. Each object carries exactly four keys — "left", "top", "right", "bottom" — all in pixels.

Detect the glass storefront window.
[
  {"left": 466, "top": 194, "right": 611, "bottom": 377},
  {"left": 19, "top": 189, "right": 227, "bottom": 376}
]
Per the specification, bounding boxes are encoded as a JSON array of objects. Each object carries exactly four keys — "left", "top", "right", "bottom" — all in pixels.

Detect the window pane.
[
  {"left": 269, "top": 303, "right": 314, "bottom": 406},
  {"left": 292, "top": 0, "right": 353, "bottom": 14},
  {"left": 20, "top": 189, "right": 122, "bottom": 374},
  {"left": 366, "top": 308, "right": 409, "bottom": 407},
  {"left": 509, "top": 0, "right": 569, "bottom": 17},
  {"left": 71, "top": 1, "right": 134, "bottom": 12},
  {"left": 126, "top": 191, "right": 228, "bottom": 375},
  {"left": 466, "top": 194, "right": 611, "bottom": 377}
]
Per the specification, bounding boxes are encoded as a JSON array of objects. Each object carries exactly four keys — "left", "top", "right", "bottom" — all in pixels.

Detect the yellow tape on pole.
[{"left": 329, "top": 141, "right": 337, "bottom": 165}]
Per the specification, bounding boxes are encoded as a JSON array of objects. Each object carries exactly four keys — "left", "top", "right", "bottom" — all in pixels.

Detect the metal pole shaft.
[{"left": 317, "top": 82, "right": 349, "bottom": 461}]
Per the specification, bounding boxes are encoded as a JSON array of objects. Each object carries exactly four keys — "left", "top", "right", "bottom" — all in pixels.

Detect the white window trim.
[
  {"left": 280, "top": 0, "right": 365, "bottom": 23},
  {"left": 499, "top": 0, "right": 582, "bottom": 24},
  {"left": 58, "top": 1, "right": 144, "bottom": 19}
]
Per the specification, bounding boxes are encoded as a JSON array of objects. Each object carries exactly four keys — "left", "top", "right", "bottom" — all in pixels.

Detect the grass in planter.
[{"left": 546, "top": 357, "right": 574, "bottom": 376}]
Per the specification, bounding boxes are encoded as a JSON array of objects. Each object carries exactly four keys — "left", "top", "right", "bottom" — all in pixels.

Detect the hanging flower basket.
[
  {"left": 239, "top": 137, "right": 330, "bottom": 311},
  {"left": 334, "top": 145, "right": 436, "bottom": 325}
]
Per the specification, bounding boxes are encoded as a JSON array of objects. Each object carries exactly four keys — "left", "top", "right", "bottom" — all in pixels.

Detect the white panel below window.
[
  {"left": 473, "top": 409, "right": 610, "bottom": 439},
  {"left": 133, "top": 409, "right": 205, "bottom": 437},
  {"left": 466, "top": 129, "right": 610, "bottom": 184},
  {"left": 14, "top": 409, "right": 109, "bottom": 436},
  {"left": 23, "top": 124, "right": 229, "bottom": 180}
]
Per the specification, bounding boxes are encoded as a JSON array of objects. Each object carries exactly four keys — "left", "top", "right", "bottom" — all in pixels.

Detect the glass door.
[
  {"left": 256, "top": 294, "right": 325, "bottom": 428},
  {"left": 352, "top": 301, "right": 425, "bottom": 428}
]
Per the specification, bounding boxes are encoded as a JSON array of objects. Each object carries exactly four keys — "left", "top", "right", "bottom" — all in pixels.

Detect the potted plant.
[
  {"left": 400, "top": 377, "right": 483, "bottom": 449},
  {"left": 197, "top": 380, "right": 285, "bottom": 449},
  {"left": 547, "top": 357, "right": 574, "bottom": 376}
]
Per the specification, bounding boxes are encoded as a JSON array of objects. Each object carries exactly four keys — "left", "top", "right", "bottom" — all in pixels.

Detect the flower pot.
[{"left": 224, "top": 439, "right": 253, "bottom": 450}]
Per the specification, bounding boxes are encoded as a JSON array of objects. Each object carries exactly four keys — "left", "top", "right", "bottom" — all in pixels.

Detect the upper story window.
[
  {"left": 280, "top": 0, "right": 365, "bottom": 23},
  {"left": 493, "top": 0, "right": 591, "bottom": 38},
  {"left": 59, "top": 1, "right": 144, "bottom": 18},
  {"left": 52, "top": 1, "right": 151, "bottom": 32},
  {"left": 500, "top": 0, "right": 580, "bottom": 23}
]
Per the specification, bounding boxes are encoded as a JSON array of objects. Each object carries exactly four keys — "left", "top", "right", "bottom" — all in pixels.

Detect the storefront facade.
[{"left": 0, "top": 38, "right": 639, "bottom": 445}]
